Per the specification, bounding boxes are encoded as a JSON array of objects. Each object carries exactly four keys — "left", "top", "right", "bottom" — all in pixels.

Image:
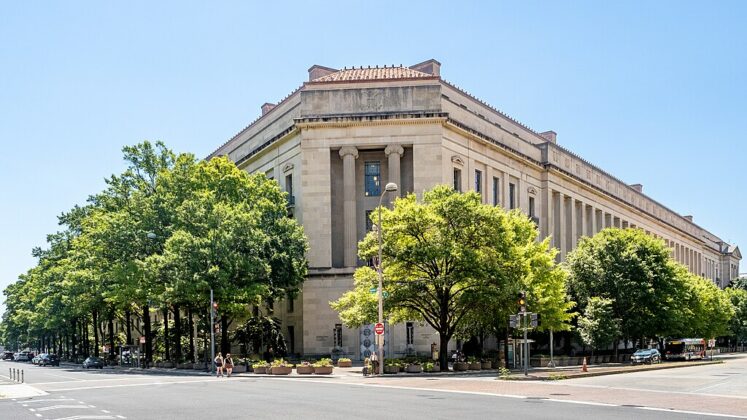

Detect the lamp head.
[{"left": 384, "top": 182, "right": 398, "bottom": 192}]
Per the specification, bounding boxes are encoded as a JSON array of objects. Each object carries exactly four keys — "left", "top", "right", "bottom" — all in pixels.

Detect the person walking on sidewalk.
[
  {"left": 224, "top": 353, "right": 234, "bottom": 377},
  {"left": 214, "top": 352, "right": 224, "bottom": 377}
]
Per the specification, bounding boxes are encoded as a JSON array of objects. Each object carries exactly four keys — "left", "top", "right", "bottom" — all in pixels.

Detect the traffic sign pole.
[{"left": 209, "top": 288, "right": 215, "bottom": 375}]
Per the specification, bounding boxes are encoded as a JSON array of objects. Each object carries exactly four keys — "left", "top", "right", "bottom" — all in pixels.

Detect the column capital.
[
  {"left": 339, "top": 146, "right": 359, "bottom": 159},
  {"left": 384, "top": 144, "right": 404, "bottom": 157}
]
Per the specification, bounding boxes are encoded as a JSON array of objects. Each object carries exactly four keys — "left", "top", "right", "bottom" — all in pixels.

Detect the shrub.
[
  {"left": 312, "top": 358, "right": 333, "bottom": 368},
  {"left": 271, "top": 358, "right": 293, "bottom": 368},
  {"left": 338, "top": 357, "right": 352, "bottom": 363}
]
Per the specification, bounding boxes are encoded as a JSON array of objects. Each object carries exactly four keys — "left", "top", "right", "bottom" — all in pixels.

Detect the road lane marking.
[
  {"left": 538, "top": 380, "right": 747, "bottom": 400},
  {"left": 37, "top": 404, "right": 94, "bottom": 411},
  {"left": 46, "top": 377, "right": 220, "bottom": 391},
  {"left": 636, "top": 406, "right": 747, "bottom": 418},
  {"left": 51, "top": 416, "right": 115, "bottom": 420},
  {"left": 18, "top": 398, "right": 76, "bottom": 403}
]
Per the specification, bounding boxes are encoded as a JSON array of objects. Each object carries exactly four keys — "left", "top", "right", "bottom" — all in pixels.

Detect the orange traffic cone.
[{"left": 582, "top": 357, "right": 588, "bottom": 372}]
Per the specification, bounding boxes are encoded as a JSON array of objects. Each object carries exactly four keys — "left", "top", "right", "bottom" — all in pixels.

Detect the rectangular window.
[
  {"left": 509, "top": 183, "right": 516, "bottom": 209},
  {"left": 288, "top": 326, "right": 295, "bottom": 354},
  {"left": 365, "top": 210, "right": 374, "bottom": 232},
  {"left": 475, "top": 170, "right": 482, "bottom": 194},
  {"left": 334, "top": 324, "right": 343, "bottom": 348},
  {"left": 365, "top": 162, "right": 381, "bottom": 196},
  {"left": 453, "top": 168, "right": 462, "bottom": 192},
  {"left": 492, "top": 177, "right": 499, "bottom": 206},
  {"left": 406, "top": 322, "right": 414, "bottom": 345},
  {"left": 529, "top": 197, "right": 535, "bottom": 217},
  {"left": 285, "top": 173, "right": 293, "bottom": 196}
]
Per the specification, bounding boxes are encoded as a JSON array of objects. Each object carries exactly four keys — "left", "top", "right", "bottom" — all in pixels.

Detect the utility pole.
[{"left": 209, "top": 288, "right": 215, "bottom": 375}]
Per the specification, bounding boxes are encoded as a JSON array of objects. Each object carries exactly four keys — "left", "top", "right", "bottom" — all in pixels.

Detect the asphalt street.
[{"left": 1, "top": 356, "right": 745, "bottom": 420}]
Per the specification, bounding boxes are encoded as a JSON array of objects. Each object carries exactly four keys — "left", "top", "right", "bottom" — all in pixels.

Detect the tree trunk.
[
  {"left": 220, "top": 315, "right": 230, "bottom": 355},
  {"left": 83, "top": 316, "right": 90, "bottom": 357},
  {"left": 143, "top": 304, "right": 152, "bottom": 366},
  {"left": 125, "top": 309, "right": 132, "bottom": 345},
  {"left": 504, "top": 326, "right": 511, "bottom": 368},
  {"left": 438, "top": 331, "right": 450, "bottom": 371},
  {"left": 93, "top": 310, "right": 100, "bottom": 357},
  {"left": 187, "top": 307, "right": 195, "bottom": 363},
  {"left": 174, "top": 304, "right": 182, "bottom": 363},
  {"left": 108, "top": 311, "right": 115, "bottom": 361},
  {"left": 70, "top": 321, "right": 76, "bottom": 359},
  {"left": 163, "top": 307, "right": 170, "bottom": 361}
]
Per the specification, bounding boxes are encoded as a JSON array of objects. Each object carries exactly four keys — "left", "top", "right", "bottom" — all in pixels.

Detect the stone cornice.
[
  {"left": 234, "top": 126, "right": 298, "bottom": 169},
  {"left": 295, "top": 112, "right": 448, "bottom": 129}
]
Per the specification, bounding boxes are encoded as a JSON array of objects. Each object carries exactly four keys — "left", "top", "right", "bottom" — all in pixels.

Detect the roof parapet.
[{"left": 409, "top": 59, "right": 441, "bottom": 77}]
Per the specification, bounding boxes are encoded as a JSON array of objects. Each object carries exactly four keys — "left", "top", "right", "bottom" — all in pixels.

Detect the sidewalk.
[{"left": 501, "top": 359, "right": 722, "bottom": 380}]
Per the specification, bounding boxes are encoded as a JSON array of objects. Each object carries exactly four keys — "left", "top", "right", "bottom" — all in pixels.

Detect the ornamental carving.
[
  {"left": 527, "top": 186, "right": 537, "bottom": 195},
  {"left": 339, "top": 146, "right": 359, "bottom": 159},
  {"left": 451, "top": 155, "right": 464, "bottom": 166},
  {"left": 282, "top": 163, "right": 294, "bottom": 173}
]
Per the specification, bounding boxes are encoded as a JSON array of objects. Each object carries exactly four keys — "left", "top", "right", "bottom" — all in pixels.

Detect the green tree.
[
  {"left": 331, "top": 185, "right": 570, "bottom": 369},
  {"left": 567, "top": 228, "right": 682, "bottom": 346},
  {"left": 726, "top": 288, "right": 747, "bottom": 344},
  {"left": 577, "top": 297, "right": 620, "bottom": 357}
]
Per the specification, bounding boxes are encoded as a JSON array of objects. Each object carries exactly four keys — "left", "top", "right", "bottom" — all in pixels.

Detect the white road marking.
[
  {"left": 35, "top": 414, "right": 42, "bottom": 418},
  {"left": 47, "top": 377, "right": 219, "bottom": 391},
  {"left": 34, "top": 377, "right": 163, "bottom": 385},
  {"left": 37, "top": 404, "right": 94, "bottom": 411},
  {"left": 37, "top": 372, "right": 86, "bottom": 381},
  {"left": 636, "top": 406, "right": 747, "bottom": 419},
  {"left": 18, "top": 398, "right": 76, "bottom": 403},
  {"left": 101, "top": 410, "right": 110, "bottom": 413},
  {"left": 116, "top": 416, "right": 126, "bottom": 419},
  {"left": 51, "top": 416, "right": 115, "bottom": 420},
  {"left": 539, "top": 380, "right": 747, "bottom": 400}
]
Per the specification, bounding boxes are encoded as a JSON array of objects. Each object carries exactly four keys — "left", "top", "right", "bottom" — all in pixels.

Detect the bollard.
[{"left": 21, "top": 369, "right": 24, "bottom": 383}]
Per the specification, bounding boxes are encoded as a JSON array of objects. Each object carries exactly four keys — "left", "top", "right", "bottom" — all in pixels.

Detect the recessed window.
[
  {"left": 334, "top": 324, "right": 343, "bottom": 348},
  {"left": 406, "top": 322, "right": 414, "bottom": 345},
  {"left": 492, "top": 177, "right": 499, "bottom": 206},
  {"left": 453, "top": 168, "right": 462, "bottom": 192},
  {"left": 529, "top": 196, "right": 535, "bottom": 217},
  {"left": 365, "top": 162, "right": 381, "bottom": 196},
  {"left": 509, "top": 183, "right": 516, "bottom": 209},
  {"left": 475, "top": 170, "right": 482, "bottom": 194}
]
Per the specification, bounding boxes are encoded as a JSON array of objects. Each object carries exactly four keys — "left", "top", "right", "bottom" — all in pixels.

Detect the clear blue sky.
[{"left": 2, "top": 1, "right": 746, "bottom": 315}]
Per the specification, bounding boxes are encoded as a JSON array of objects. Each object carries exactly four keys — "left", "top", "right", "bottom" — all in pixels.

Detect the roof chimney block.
[
  {"left": 261, "top": 102, "right": 276, "bottom": 115},
  {"left": 684, "top": 215, "right": 693, "bottom": 222},
  {"left": 307, "top": 65, "right": 338, "bottom": 81},
  {"left": 409, "top": 59, "right": 441, "bottom": 76},
  {"left": 630, "top": 184, "right": 643, "bottom": 193},
  {"left": 539, "top": 131, "right": 557, "bottom": 144}
]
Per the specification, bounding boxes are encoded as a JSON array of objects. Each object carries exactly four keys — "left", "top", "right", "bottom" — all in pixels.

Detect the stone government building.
[{"left": 209, "top": 59, "right": 741, "bottom": 360}]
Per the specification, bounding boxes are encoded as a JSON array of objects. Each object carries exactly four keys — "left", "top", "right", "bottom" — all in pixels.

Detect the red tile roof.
[{"left": 310, "top": 65, "right": 435, "bottom": 82}]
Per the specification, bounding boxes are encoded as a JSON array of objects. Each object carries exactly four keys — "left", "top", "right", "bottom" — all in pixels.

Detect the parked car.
[
  {"left": 2, "top": 351, "right": 14, "bottom": 360},
  {"left": 40, "top": 354, "right": 60, "bottom": 367},
  {"left": 14, "top": 351, "right": 32, "bottom": 362},
  {"left": 83, "top": 356, "right": 104, "bottom": 369},
  {"left": 32, "top": 354, "right": 44, "bottom": 365},
  {"left": 631, "top": 349, "right": 661, "bottom": 365}
]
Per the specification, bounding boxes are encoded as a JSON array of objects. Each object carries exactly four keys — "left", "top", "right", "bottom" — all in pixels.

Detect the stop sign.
[{"left": 374, "top": 323, "right": 385, "bottom": 335}]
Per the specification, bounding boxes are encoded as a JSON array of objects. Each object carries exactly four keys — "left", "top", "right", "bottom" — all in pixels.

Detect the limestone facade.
[{"left": 209, "top": 59, "right": 741, "bottom": 359}]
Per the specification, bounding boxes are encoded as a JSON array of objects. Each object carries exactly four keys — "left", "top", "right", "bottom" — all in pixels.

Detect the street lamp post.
[{"left": 377, "top": 182, "right": 398, "bottom": 375}]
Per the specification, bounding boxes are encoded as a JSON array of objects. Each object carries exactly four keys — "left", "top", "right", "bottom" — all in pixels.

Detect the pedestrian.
[
  {"left": 370, "top": 351, "right": 379, "bottom": 375},
  {"left": 224, "top": 353, "right": 234, "bottom": 377},
  {"left": 214, "top": 352, "right": 224, "bottom": 377}
]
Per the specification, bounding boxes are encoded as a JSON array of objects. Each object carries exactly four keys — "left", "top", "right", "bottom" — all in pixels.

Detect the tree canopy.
[{"left": 331, "top": 185, "right": 572, "bottom": 369}]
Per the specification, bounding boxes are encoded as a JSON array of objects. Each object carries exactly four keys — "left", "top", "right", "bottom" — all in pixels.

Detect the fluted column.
[
  {"left": 559, "top": 194, "right": 568, "bottom": 259},
  {"left": 385, "top": 144, "right": 404, "bottom": 202},
  {"left": 568, "top": 197, "right": 577, "bottom": 251},
  {"left": 339, "top": 146, "right": 359, "bottom": 267}
]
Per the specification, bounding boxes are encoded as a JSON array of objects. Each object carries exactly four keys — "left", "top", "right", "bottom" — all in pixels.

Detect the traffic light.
[{"left": 518, "top": 292, "right": 526, "bottom": 313}]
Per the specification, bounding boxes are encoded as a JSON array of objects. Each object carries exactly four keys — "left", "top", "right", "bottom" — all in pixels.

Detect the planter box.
[
  {"left": 232, "top": 365, "right": 246, "bottom": 373},
  {"left": 296, "top": 365, "right": 314, "bottom": 375},
  {"left": 155, "top": 361, "right": 164, "bottom": 368},
  {"left": 253, "top": 366, "right": 267, "bottom": 374},
  {"left": 271, "top": 366, "right": 292, "bottom": 375},
  {"left": 193, "top": 363, "right": 206, "bottom": 371},
  {"left": 453, "top": 362, "right": 468, "bottom": 371},
  {"left": 177, "top": 362, "right": 193, "bottom": 369},
  {"left": 162, "top": 362, "right": 174, "bottom": 368},
  {"left": 314, "top": 366, "right": 334, "bottom": 375},
  {"left": 481, "top": 361, "right": 492, "bottom": 369},
  {"left": 383, "top": 365, "right": 399, "bottom": 374},
  {"left": 424, "top": 366, "right": 441, "bottom": 373},
  {"left": 468, "top": 362, "right": 482, "bottom": 370},
  {"left": 405, "top": 364, "right": 423, "bottom": 373},
  {"left": 337, "top": 360, "right": 352, "bottom": 368}
]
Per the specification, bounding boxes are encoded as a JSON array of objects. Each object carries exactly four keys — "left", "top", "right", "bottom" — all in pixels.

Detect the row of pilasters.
[{"left": 338, "top": 145, "right": 404, "bottom": 267}]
